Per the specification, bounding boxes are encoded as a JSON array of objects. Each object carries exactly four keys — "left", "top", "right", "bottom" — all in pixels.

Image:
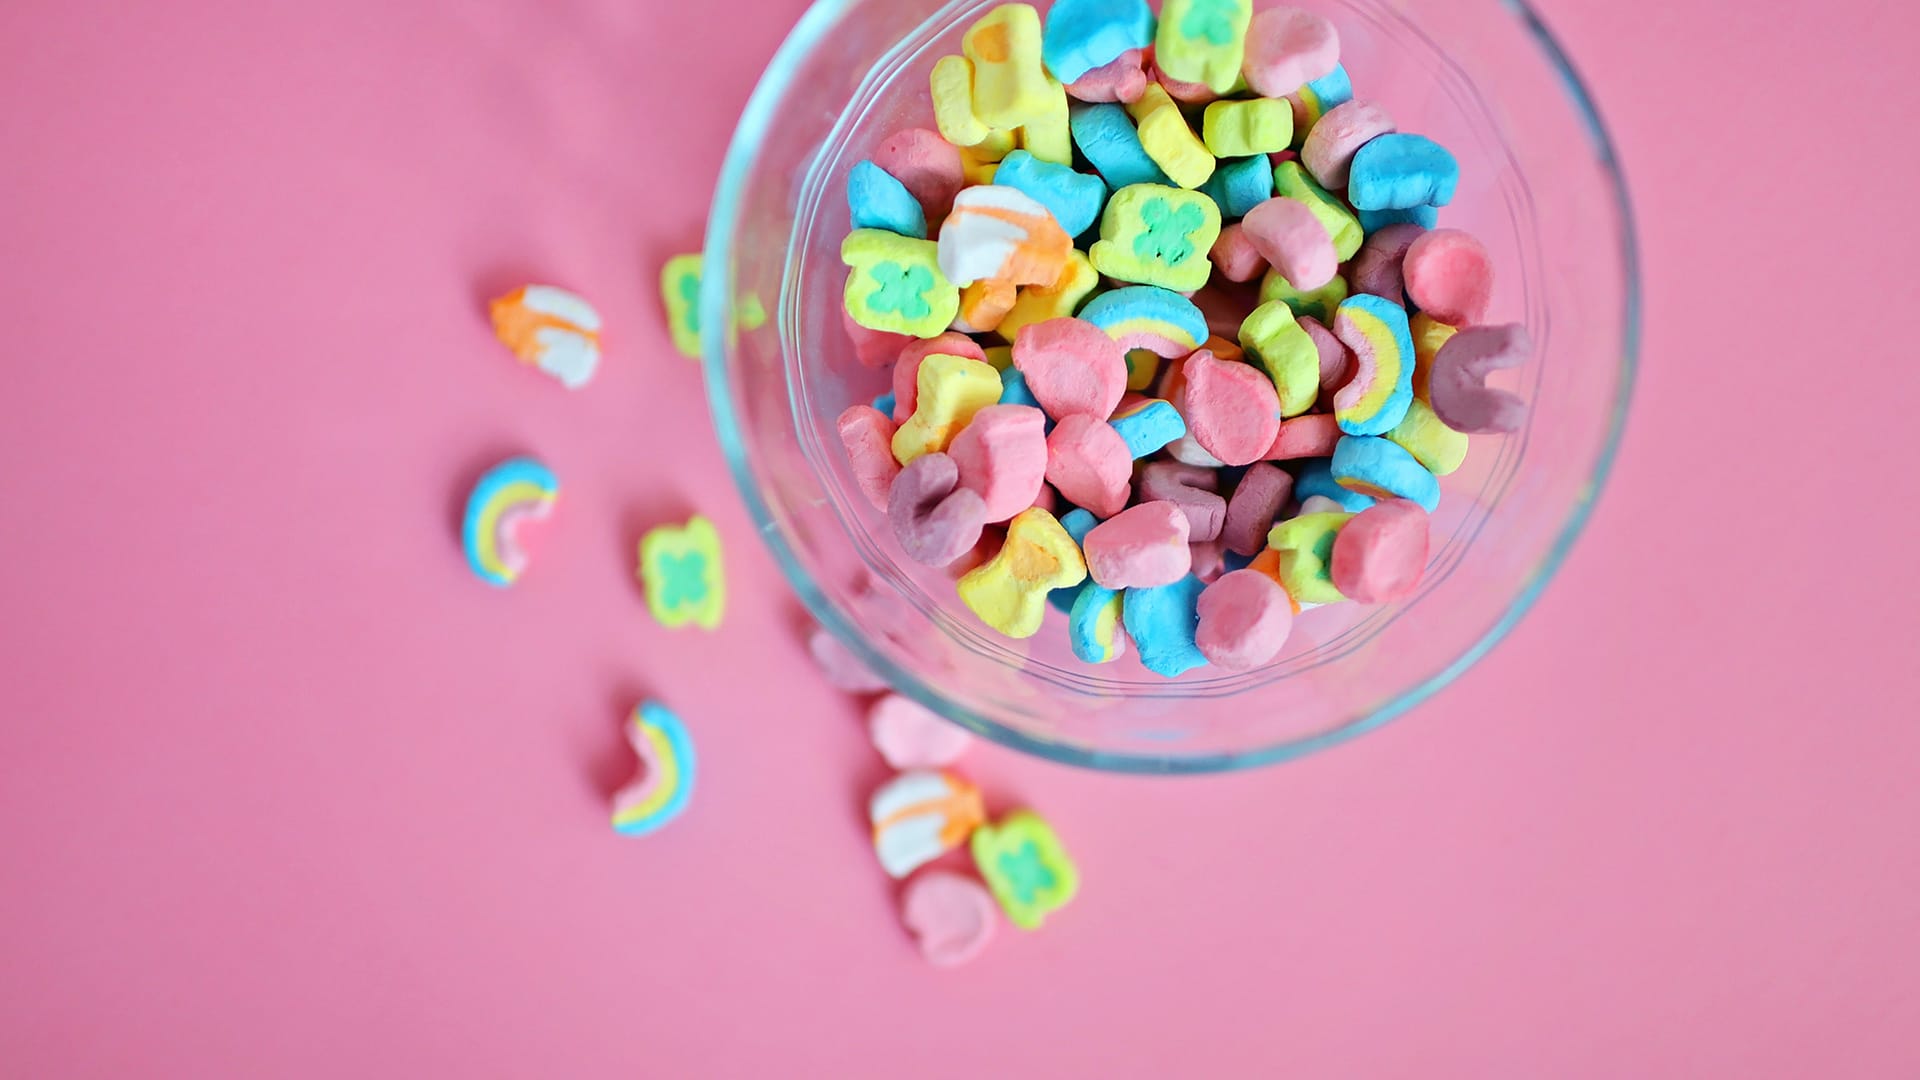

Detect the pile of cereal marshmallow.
[{"left": 836, "top": 0, "right": 1531, "bottom": 678}]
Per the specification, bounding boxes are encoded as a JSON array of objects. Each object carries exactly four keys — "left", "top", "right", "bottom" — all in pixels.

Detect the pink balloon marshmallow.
[
  {"left": 947, "top": 404, "right": 1050, "bottom": 522},
  {"left": 1083, "top": 500, "right": 1193, "bottom": 589},
  {"left": 871, "top": 127, "right": 967, "bottom": 223},
  {"left": 1195, "top": 568, "right": 1296, "bottom": 671},
  {"left": 837, "top": 405, "right": 902, "bottom": 511},
  {"left": 1222, "top": 462, "right": 1293, "bottom": 556},
  {"left": 1242, "top": 7, "right": 1341, "bottom": 99},
  {"left": 1429, "top": 323, "right": 1531, "bottom": 434},
  {"left": 1181, "top": 348, "right": 1283, "bottom": 467},
  {"left": 1330, "top": 498, "right": 1430, "bottom": 603},
  {"left": 1044, "top": 414, "right": 1133, "bottom": 518},
  {"left": 1241, "top": 197, "right": 1337, "bottom": 291},
  {"left": 1300, "top": 99, "right": 1395, "bottom": 190},
  {"left": 1209, "top": 223, "right": 1268, "bottom": 284},
  {"left": 1299, "top": 315, "right": 1355, "bottom": 395},
  {"left": 1348, "top": 222, "right": 1424, "bottom": 307},
  {"left": 1066, "top": 49, "right": 1149, "bottom": 104},
  {"left": 894, "top": 332, "right": 989, "bottom": 421},
  {"left": 1137, "top": 461, "right": 1226, "bottom": 542},
  {"left": 868, "top": 693, "right": 973, "bottom": 769},
  {"left": 1403, "top": 228, "right": 1495, "bottom": 327},
  {"left": 888, "top": 452, "right": 989, "bottom": 567},
  {"left": 900, "top": 870, "right": 998, "bottom": 968},
  {"left": 1263, "top": 413, "right": 1342, "bottom": 460},
  {"left": 1012, "top": 317, "right": 1128, "bottom": 421}
]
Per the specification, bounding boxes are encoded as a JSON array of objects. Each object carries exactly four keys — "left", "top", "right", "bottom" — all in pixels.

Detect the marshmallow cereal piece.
[
  {"left": 1012, "top": 316, "right": 1129, "bottom": 419},
  {"left": 1238, "top": 299, "right": 1321, "bottom": 417},
  {"left": 490, "top": 284, "right": 603, "bottom": 389},
  {"left": 1348, "top": 133, "right": 1460, "bottom": 211},
  {"left": 1300, "top": 99, "right": 1395, "bottom": 190},
  {"left": 1089, "top": 183, "right": 1222, "bottom": 292},
  {"left": 937, "top": 185, "right": 1075, "bottom": 290},
  {"left": 1109, "top": 394, "right": 1188, "bottom": 459},
  {"left": 1079, "top": 286, "right": 1208, "bottom": 358},
  {"left": 637, "top": 515, "right": 726, "bottom": 630},
  {"left": 1122, "top": 573, "right": 1210, "bottom": 677},
  {"left": 1266, "top": 511, "right": 1353, "bottom": 605},
  {"left": 1260, "top": 266, "right": 1348, "bottom": 326},
  {"left": 870, "top": 694, "right": 974, "bottom": 770},
  {"left": 611, "top": 701, "right": 696, "bottom": 836},
  {"left": 1384, "top": 398, "right": 1469, "bottom": 476},
  {"left": 658, "top": 257, "right": 704, "bottom": 360},
  {"left": 1222, "top": 462, "right": 1293, "bottom": 555},
  {"left": 1043, "top": 0, "right": 1156, "bottom": 83},
  {"left": 1241, "top": 196, "right": 1337, "bottom": 292},
  {"left": 849, "top": 160, "right": 930, "bottom": 239},
  {"left": 1331, "top": 434, "right": 1440, "bottom": 512},
  {"left": 964, "top": 4, "right": 1055, "bottom": 130},
  {"left": 1066, "top": 49, "right": 1150, "bottom": 104},
  {"left": 871, "top": 770, "right": 988, "bottom": 879},
  {"left": 873, "top": 128, "right": 967, "bottom": 222},
  {"left": 948, "top": 404, "right": 1051, "bottom": 522},
  {"left": 837, "top": 405, "right": 902, "bottom": 510},
  {"left": 997, "top": 250, "right": 1100, "bottom": 343},
  {"left": 1329, "top": 497, "right": 1430, "bottom": 604},
  {"left": 957, "top": 507, "right": 1088, "bottom": 638},
  {"left": 1242, "top": 6, "right": 1341, "bottom": 99},
  {"left": 971, "top": 810, "right": 1080, "bottom": 930},
  {"left": 1155, "top": 0, "right": 1253, "bottom": 94},
  {"left": 1402, "top": 227, "right": 1494, "bottom": 327},
  {"left": 1084, "top": 500, "right": 1193, "bottom": 588},
  {"left": 1044, "top": 414, "right": 1134, "bottom": 518},
  {"left": 462, "top": 457, "right": 559, "bottom": 587},
  {"left": 1195, "top": 568, "right": 1295, "bottom": 670},
  {"left": 1331, "top": 293, "right": 1416, "bottom": 436},
  {"left": 1429, "top": 323, "right": 1531, "bottom": 434},
  {"left": 890, "top": 452, "right": 990, "bottom": 566},
  {"left": 901, "top": 870, "right": 1000, "bottom": 967},
  {"left": 1272, "top": 160, "right": 1362, "bottom": 259},
  {"left": 892, "top": 353, "right": 1004, "bottom": 465},
  {"left": 1068, "top": 584, "right": 1129, "bottom": 663},
  {"left": 843, "top": 229, "right": 961, "bottom": 338},
  {"left": 1202, "top": 98, "right": 1294, "bottom": 158}
]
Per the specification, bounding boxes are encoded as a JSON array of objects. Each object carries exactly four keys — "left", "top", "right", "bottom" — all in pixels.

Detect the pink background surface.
[{"left": 2, "top": 0, "right": 1916, "bottom": 1076}]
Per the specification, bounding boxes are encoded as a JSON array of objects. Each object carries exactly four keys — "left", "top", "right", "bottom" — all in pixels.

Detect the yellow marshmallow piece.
[
  {"left": 1202, "top": 99, "right": 1294, "bottom": 158},
  {"left": 1017, "top": 78, "right": 1073, "bottom": 166},
  {"left": 1267, "top": 512, "right": 1353, "bottom": 606},
  {"left": 958, "top": 145, "right": 1002, "bottom": 185},
  {"left": 1137, "top": 105, "right": 1216, "bottom": 190},
  {"left": 1239, "top": 300, "right": 1320, "bottom": 416},
  {"left": 1125, "top": 349, "right": 1161, "bottom": 391},
  {"left": 1409, "top": 312, "right": 1459, "bottom": 402},
  {"left": 1155, "top": 0, "right": 1252, "bottom": 95},
  {"left": 1259, "top": 268, "right": 1349, "bottom": 326},
  {"left": 957, "top": 508, "right": 1088, "bottom": 638},
  {"left": 932, "top": 55, "right": 992, "bottom": 148},
  {"left": 963, "top": 4, "right": 1053, "bottom": 131},
  {"left": 1386, "top": 398, "right": 1470, "bottom": 476},
  {"left": 983, "top": 345, "right": 1015, "bottom": 371},
  {"left": 956, "top": 279, "right": 1017, "bottom": 334},
  {"left": 1273, "top": 161, "right": 1362, "bottom": 261},
  {"left": 1124, "top": 82, "right": 1178, "bottom": 126},
  {"left": 892, "top": 354, "right": 1004, "bottom": 465},
  {"left": 997, "top": 251, "right": 1099, "bottom": 342}
]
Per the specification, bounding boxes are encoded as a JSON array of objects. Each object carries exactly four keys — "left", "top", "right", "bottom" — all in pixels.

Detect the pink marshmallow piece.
[
  {"left": 1264, "top": 413, "right": 1342, "bottom": 460},
  {"left": 1195, "top": 568, "right": 1296, "bottom": 671},
  {"left": 900, "top": 870, "right": 998, "bottom": 968},
  {"left": 1242, "top": 7, "right": 1341, "bottom": 99},
  {"left": 843, "top": 306, "right": 914, "bottom": 369},
  {"left": 1298, "top": 316, "right": 1354, "bottom": 396},
  {"left": 872, "top": 127, "right": 967, "bottom": 223},
  {"left": 1044, "top": 414, "right": 1133, "bottom": 518},
  {"left": 888, "top": 452, "right": 989, "bottom": 567},
  {"left": 947, "top": 404, "right": 1050, "bottom": 523},
  {"left": 837, "top": 405, "right": 902, "bottom": 511},
  {"left": 1300, "top": 99, "right": 1395, "bottom": 190},
  {"left": 1404, "top": 228, "right": 1495, "bottom": 327},
  {"left": 1241, "top": 197, "right": 1338, "bottom": 291},
  {"left": 1348, "top": 222, "right": 1424, "bottom": 307},
  {"left": 810, "top": 625, "right": 889, "bottom": 693},
  {"left": 1181, "top": 348, "right": 1284, "bottom": 467},
  {"left": 1190, "top": 538, "right": 1228, "bottom": 583},
  {"left": 1223, "top": 462, "right": 1294, "bottom": 556},
  {"left": 1330, "top": 498, "right": 1431, "bottom": 603},
  {"left": 894, "top": 332, "right": 989, "bottom": 421},
  {"left": 1013, "top": 317, "right": 1128, "bottom": 421},
  {"left": 1066, "top": 49, "right": 1149, "bottom": 104},
  {"left": 868, "top": 693, "right": 973, "bottom": 769},
  {"left": 1138, "top": 461, "right": 1226, "bottom": 542},
  {"left": 1209, "top": 224, "right": 1268, "bottom": 284},
  {"left": 1083, "top": 500, "right": 1193, "bottom": 589},
  {"left": 1429, "top": 323, "right": 1531, "bottom": 434}
]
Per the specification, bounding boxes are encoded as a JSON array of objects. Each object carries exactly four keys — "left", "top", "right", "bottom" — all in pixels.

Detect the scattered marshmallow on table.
[
  {"left": 462, "top": 457, "right": 559, "bottom": 588},
  {"left": 871, "top": 770, "right": 988, "bottom": 879},
  {"left": 611, "top": 702, "right": 696, "bottom": 837},
  {"left": 637, "top": 515, "right": 726, "bottom": 630},
  {"left": 869, "top": 694, "right": 974, "bottom": 769},
  {"left": 658, "top": 257, "right": 704, "bottom": 360},
  {"left": 901, "top": 870, "right": 1000, "bottom": 967},
  {"left": 971, "top": 810, "right": 1079, "bottom": 930},
  {"left": 490, "top": 285, "right": 603, "bottom": 389}
]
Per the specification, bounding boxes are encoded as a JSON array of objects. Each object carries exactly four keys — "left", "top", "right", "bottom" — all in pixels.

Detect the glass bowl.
[{"left": 701, "top": 0, "right": 1638, "bottom": 773}]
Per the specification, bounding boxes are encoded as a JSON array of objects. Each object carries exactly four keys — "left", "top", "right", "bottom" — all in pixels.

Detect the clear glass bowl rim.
[{"left": 699, "top": 0, "right": 1642, "bottom": 775}]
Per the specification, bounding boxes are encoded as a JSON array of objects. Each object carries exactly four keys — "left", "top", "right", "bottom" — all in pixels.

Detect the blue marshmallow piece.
[
  {"left": 872, "top": 390, "right": 897, "bottom": 416},
  {"left": 1358, "top": 205, "right": 1439, "bottom": 234},
  {"left": 1068, "top": 583, "right": 1127, "bottom": 664},
  {"left": 1199, "top": 156, "right": 1275, "bottom": 220},
  {"left": 1348, "top": 134, "right": 1460, "bottom": 211},
  {"left": 1306, "top": 65, "right": 1353, "bottom": 112},
  {"left": 1042, "top": 0, "right": 1155, "bottom": 84},
  {"left": 1330, "top": 436, "right": 1441, "bottom": 512},
  {"left": 994, "top": 150, "right": 1109, "bottom": 238},
  {"left": 1069, "top": 103, "right": 1172, "bottom": 189},
  {"left": 847, "top": 160, "right": 928, "bottom": 238},
  {"left": 1123, "top": 575, "right": 1210, "bottom": 678},
  {"left": 997, "top": 369, "right": 1056, "bottom": 432},
  {"left": 1109, "top": 398, "right": 1186, "bottom": 459},
  {"left": 1294, "top": 458, "right": 1376, "bottom": 511},
  {"left": 1049, "top": 508, "right": 1101, "bottom": 613}
]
